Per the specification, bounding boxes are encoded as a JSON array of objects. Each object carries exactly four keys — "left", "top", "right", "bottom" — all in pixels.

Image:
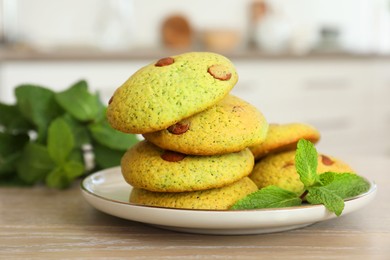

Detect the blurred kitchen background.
[{"left": 1, "top": 0, "right": 390, "bottom": 159}]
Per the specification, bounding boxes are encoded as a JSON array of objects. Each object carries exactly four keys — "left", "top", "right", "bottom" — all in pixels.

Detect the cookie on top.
[{"left": 107, "top": 52, "right": 238, "bottom": 134}]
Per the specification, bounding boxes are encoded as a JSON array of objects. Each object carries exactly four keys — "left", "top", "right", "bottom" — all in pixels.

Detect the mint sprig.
[
  {"left": 0, "top": 80, "right": 139, "bottom": 188},
  {"left": 231, "top": 139, "right": 370, "bottom": 216}
]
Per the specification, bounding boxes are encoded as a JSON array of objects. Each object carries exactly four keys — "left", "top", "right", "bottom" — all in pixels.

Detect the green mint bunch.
[
  {"left": 0, "top": 80, "right": 138, "bottom": 188},
  {"left": 231, "top": 139, "right": 370, "bottom": 216}
]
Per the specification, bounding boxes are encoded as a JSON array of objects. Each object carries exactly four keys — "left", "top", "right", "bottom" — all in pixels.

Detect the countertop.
[
  {"left": 1, "top": 45, "right": 389, "bottom": 62},
  {"left": 1, "top": 155, "right": 389, "bottom": 259}
]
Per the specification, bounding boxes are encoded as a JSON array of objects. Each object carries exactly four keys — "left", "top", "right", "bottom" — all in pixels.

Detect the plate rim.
[
  {"left": 80, "top": 167, "right": 377, "bottom": 234},
  {"left": 80, "top": 166, "right": 377, "bottom": 213}
]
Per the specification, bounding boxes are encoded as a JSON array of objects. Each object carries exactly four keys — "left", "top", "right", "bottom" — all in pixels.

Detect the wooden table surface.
[{"left": 1, "top": 155, "right": 389, "bottom": 259}]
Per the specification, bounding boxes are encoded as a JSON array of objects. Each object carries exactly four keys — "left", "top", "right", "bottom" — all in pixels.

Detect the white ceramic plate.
[{"left": 80, "top": 167, "right": 377, "bottom": 235}]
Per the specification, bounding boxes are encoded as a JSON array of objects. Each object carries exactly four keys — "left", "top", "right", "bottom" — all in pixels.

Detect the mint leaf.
[
  {"left": 45, "top": 160, "right": 84, "bottom": 189},
  {"left": 0, "top": 152, "right": 21, "bottom": 176},
  {"left": 93, "top": 142, "right": 125, "bottom": 169},
  {"left": 63, "top": 160, "right": 85, "bottom": 180},
  {"left": 0, "top": 132, "right": 29, "bottom": 176},
  {"left": 0, "top": 132, "right": 29, "bottom": 155},
  {"left": 306, "top": 186, "right": 345, "bottom": 216},
  {"left": 45, "top": 167, "right": 64, "bottom": 189},
  {"left": 295, "top": 139, "right": 319, "bottom": 187},
  {"left": 0, "top": 173, "right": 31, "bottom": 186},
  {"left": 89, "top": 120, "right": 138, "bottom": 150},
  {"left": 47, "top": 117, "right": 75, "bottom": 165},
  {"left": 55, "top": 80, "right": 103, "bottom": 122},
  {"left": 230, "top": 186, "right": 302, "bottom": 210},
  {"left": 62, "top": 114, "right": 91, "bottom": 148},
  {"left": 15, "top": 85, "right": 63, "bottom": 142},
  {"left": 318, "top": 172, "right": 370, "bottom": 199},
  {"left": 0, "top": 103, "right": 33, "bottom": 133},
  {"left": 17, "top": 143, "right": 55, "bottom": 184}
]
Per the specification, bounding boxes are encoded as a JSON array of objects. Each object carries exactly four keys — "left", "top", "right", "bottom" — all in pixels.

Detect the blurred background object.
[
  {"left": 161, "top": 14, "right": 192, "bottom": 49},
  {"left": 314, "top": 26, "right": 342, "bottom": 53},
  {"left": 247, "top": 0, "right": 267, "bottom": 48},
  {"left": 94, "top": 0, "right": 136, "bottom": 51},
  {"left": 0, "top": 0, "right": 19, "bottom": 45},
  {"left": 252, "top": 1, "right": 292, "bottom": 53},
  {"left": 202, "top": 29, "right": 241, "bottom": 52}
]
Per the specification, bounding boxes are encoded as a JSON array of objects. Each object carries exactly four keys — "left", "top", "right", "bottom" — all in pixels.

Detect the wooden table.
[{"left": 1, "top": 155, "right": 389, "bottom": 259}]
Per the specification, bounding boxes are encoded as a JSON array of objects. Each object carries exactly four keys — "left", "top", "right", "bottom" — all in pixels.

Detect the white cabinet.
[
  {"left": 231, "top": 59, "right": 377, "bottom": 156},
  {"left": 372, "top": 60, "right": 390, "bottom": 156},
  {"left": 232, "top": 60, "right": 371, "bottom": 125}
]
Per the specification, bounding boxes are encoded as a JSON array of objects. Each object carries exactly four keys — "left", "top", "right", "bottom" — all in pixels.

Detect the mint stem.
[{"left": 300, "top": 190, "right": 308, "bottom": 200}]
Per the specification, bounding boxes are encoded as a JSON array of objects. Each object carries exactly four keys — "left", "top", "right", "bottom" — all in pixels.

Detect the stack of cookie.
[{"left": 107, "top": 52, "right": 269, "bottom": 210}]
